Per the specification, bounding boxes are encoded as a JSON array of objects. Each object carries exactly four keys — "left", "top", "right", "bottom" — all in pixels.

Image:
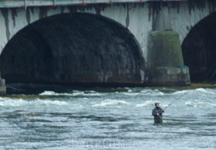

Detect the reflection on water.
[{"left": 0, "top": 85, "right": 216, "bottom": 149}]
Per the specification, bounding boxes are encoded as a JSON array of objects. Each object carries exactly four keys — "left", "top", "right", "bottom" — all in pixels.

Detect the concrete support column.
[
  {"left": 0, "top": 71, "right": 6, "bottom": 95},
  {"left": 146, "top": 7, "right": 191, "bottom": 86}
]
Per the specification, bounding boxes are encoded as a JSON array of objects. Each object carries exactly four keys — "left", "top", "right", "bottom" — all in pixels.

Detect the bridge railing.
[{"left": 0, "top": 0, "right": 187, "bottom": 8}]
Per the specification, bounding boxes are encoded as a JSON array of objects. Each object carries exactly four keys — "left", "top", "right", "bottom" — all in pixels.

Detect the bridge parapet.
[{"left": 0, "top": 0, "right": 187, "bottom": 8}]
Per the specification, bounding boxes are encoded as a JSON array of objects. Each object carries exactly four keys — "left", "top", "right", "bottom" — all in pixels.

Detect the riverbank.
[{"left": 3, "top": 82, "right": 216, "bottom": 95}]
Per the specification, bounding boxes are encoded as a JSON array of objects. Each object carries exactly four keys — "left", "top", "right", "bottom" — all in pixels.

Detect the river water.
[{"left": 0, "top": 86, "right": 216, "bottom": 150}]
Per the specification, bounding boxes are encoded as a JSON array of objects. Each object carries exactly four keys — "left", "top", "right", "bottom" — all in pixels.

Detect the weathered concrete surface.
[
  {"left": 0, "top": 1, "right": 215, "bottom": 86},
  {"left": 0, "top": 1, "right": 215, "bottom": 58},
  {"left": 0, "top": 0, "right": 187, "bottom": 8},
  {"left": 0, "top": 13, "right": 145, "bottom": 85},
  {"left": 147, "top": 31, "right": 190, "bottom": 86},
  {"left": 0, "top": 72, "right": 6, "bottom": 95},
  {"left": 147, "top": 31, "right": 184, "bottom": 68},
  {"left": 146, "top": 67, "right": 190, "bottom": 86},
  {"left": 182, "top": 12, "right": 216, "bottom": 82},
  {"left": 153, "top": 8, "right": 172, "bottom": 31}
]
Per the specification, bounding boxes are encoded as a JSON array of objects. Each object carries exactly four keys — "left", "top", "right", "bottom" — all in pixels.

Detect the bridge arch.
[
  {"left": 182, "top": 12, "right": 216, "bottom": 82},
  {"left": 0, "top": 13, "right": 145, "bottom": 86}
]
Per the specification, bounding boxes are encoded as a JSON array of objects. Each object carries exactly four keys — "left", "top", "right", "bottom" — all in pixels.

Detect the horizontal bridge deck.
[{"left": 0, "top": 0, "right": 187, "bottom": 8}]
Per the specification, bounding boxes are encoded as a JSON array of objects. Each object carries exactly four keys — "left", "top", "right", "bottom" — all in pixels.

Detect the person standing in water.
[{"left": 152, "top": 103, "right": 164, "bottom": 125}]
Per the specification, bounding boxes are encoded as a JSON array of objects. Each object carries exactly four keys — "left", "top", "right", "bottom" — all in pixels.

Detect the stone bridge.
[{"left": 0, "top": 0, "right": 216, "bottom": 94}]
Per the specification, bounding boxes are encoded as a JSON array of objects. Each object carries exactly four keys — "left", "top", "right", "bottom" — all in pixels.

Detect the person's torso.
[{"left": 153, "top": 107, "right": 163, "bottom": 116}]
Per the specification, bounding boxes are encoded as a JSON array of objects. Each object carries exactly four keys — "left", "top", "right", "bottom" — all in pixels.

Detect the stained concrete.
[
  {"left": 0, "top": 13, "right": 145, "bottom": 86},
  {"left": 0, "top": 1, "right": 215, "bottom": 88},
  {"left": 147, "top": 30, "right": 190, "bottom": 86},
  {"left": 146, "top": 67, "right": 190, "bottom": 86},
  {"left": 147, "top": 31, "right": 184, "bottom": 68},
  {"left": 182, "top": 12, "right": 216, "bottom": 82},
  {"left": 0, "top": 72, "right": 6, "bottom": 95}
]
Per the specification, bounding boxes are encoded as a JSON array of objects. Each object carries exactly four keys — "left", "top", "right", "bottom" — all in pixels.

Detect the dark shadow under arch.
[
  {"left": 182, "top": 12, "right": 216, "bottom": 82},
  {"left": 0, "top": 13, "right": 145, "bottom": 86}
]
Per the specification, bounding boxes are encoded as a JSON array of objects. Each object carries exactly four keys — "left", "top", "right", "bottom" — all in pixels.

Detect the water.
[{"left": 0, "top": 86, "right": 216, "bottom": 150}]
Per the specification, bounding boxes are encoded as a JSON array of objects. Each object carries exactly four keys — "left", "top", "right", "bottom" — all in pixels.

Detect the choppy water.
[{"left": 0, "top": 86, "right": 216, "bottom": 150}]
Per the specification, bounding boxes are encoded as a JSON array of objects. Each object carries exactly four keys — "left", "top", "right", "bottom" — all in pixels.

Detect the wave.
[
  {"left": 159, "top": 88, "right": 215, "bottom": 97},
  {"left": 39, "top": 91, "right": 60, "bottom": 95},
  {"left": 195, "top": 88, "right": 215, "bottom": 95},
  {"left": 35, "top": 99, "right": 68, "bottom": 106},
  {"left": 122, "top": 92, "right": 140, "bottom": 96},
  {"left": 177, "top": 127, "right": 193, "bottom": 132},
  {"left": 0, "top": 98, "right": 28, "bottom": 107},
  {"left": 92, "top": 99, "right": 129, "bottom": 107},
  {"left": 39, "top": 90, "right": 106, "bottom": 97},
  {"left": 140, "top": 89, "right": 164, "bottom": 96},
  {"left": 123, "top": 88, "right": 183, "bottom": 96},
  {"left": 136, "top": 100, "right": 155, "bottom": 108},
  {"left": 121, "top": 89, "right": 165, "bottom": 96},
  {"left": 136, "top": 100, "right": 169, "bottom": 108},
  {"left": 0, "top": 98, "right": 67, "bottom": 107},
  {"left": 185, "top": 101, "right": 216, "bottom": 108},
  {"left": 172, "top": 90, "right": 189, "bottom": 95},
  {"left": 39, "top": 90, "right": 84, "bottom": 96}
]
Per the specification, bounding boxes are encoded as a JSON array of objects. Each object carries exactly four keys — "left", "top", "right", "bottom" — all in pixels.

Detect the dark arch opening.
[
  {"left": 182, "top": 12, "right": 216, "bottom": 82},
  {"left": 0, "top": 13, "right": 145, "bottom": 88}
]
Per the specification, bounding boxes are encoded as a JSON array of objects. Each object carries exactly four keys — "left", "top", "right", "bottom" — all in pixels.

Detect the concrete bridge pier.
[
  {"left": 0, "top": 71, "right": 6, "bottom": 95},
  {"left": 146, "top": 7, "right": 191, "bottom": 86}
]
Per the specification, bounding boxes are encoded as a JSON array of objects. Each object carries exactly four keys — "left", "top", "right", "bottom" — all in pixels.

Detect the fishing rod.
[
  {"left": 163, "top": 92, "right": 183, "bottom": 111},
  {"left": 157, "top": 88, "right": 193, "bottom": 120}
]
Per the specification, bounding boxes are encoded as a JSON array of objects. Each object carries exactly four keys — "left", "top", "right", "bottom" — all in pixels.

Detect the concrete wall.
[
  {"left": 0, "top": 0, "right": 186, "bottom": 8},
  {"left": 0, "top": 1, "right": 214, "bottom": 60}
]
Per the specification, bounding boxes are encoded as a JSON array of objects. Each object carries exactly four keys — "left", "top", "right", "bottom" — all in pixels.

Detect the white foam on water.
[
  {"left": 177, "top": 127, "right": 193, "bottom": 132},
  {"left": 0, "top": 98, "right": 67, "bottom": 107},
  {"left": 166, "top": 88, "right": 215, "bottom": 97},
  {"left": 39, "top": 90, "right": 105, "bottom": 96},
  {"left": 140, "top": 89, "right": 164, "bottom": 96},
  {"left": 39, "top": 91, "right": 71, "bottom": 96},
  {"left": 72, "top": 90, "right": 85, "bottom": 96},
  {"left": 210, "top": 103, "right": 216, "bottom": 107},
  {"left": 35, "top": 99, "right": 68, "bottom": 106},
  {"left": 122, "top": 92, "right": 140, "bottom": 96},
  {"left": 185, "top": 100, "right": 216, "bottom": 108},
  {"left": 1, "top": 87, "right": 216, "bottom": 150},
  {"left": 161, "top": 104, "right": 169, "bottom": 108},
  {"left": 136, "top": 100, "right": 155, "bottom": 108},
  {"left": 185, "top": 101, "right": 200, "bottom": 107},
  {"left": 136, "top": 100, "right": 169, "bottom": 108},
  {"left": 85, "top": 90, "right": 106, "bottom": 96},
  {"left": 195, "top": 88, "right": 215, "bottom": 95},
  {"left": 172, "top": 90, "right": 189, "bottom": 95},
  {"left": 92, "top": 99, "right": 129, "bottom": 107},
  {"left": 82, "top": 93, "right": 106, "bottom": 96},
  {"left": 0, "top": 99, "right": 28, "bottom": 107},
  {"left": 178, "top": 88, "right": 216, "bottom": 96},
  {"left": 0, "top": 97, "right": 11, "bottom": 101}
]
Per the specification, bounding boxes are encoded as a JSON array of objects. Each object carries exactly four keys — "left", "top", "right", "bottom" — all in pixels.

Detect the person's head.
[{"left": 155, "top": 103, "right": 159, "bottom": 107}]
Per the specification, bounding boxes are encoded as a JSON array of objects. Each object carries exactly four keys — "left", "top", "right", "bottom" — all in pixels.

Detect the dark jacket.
[{"left": 152, "top": 107, "right": 164, "bottom": 119}]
